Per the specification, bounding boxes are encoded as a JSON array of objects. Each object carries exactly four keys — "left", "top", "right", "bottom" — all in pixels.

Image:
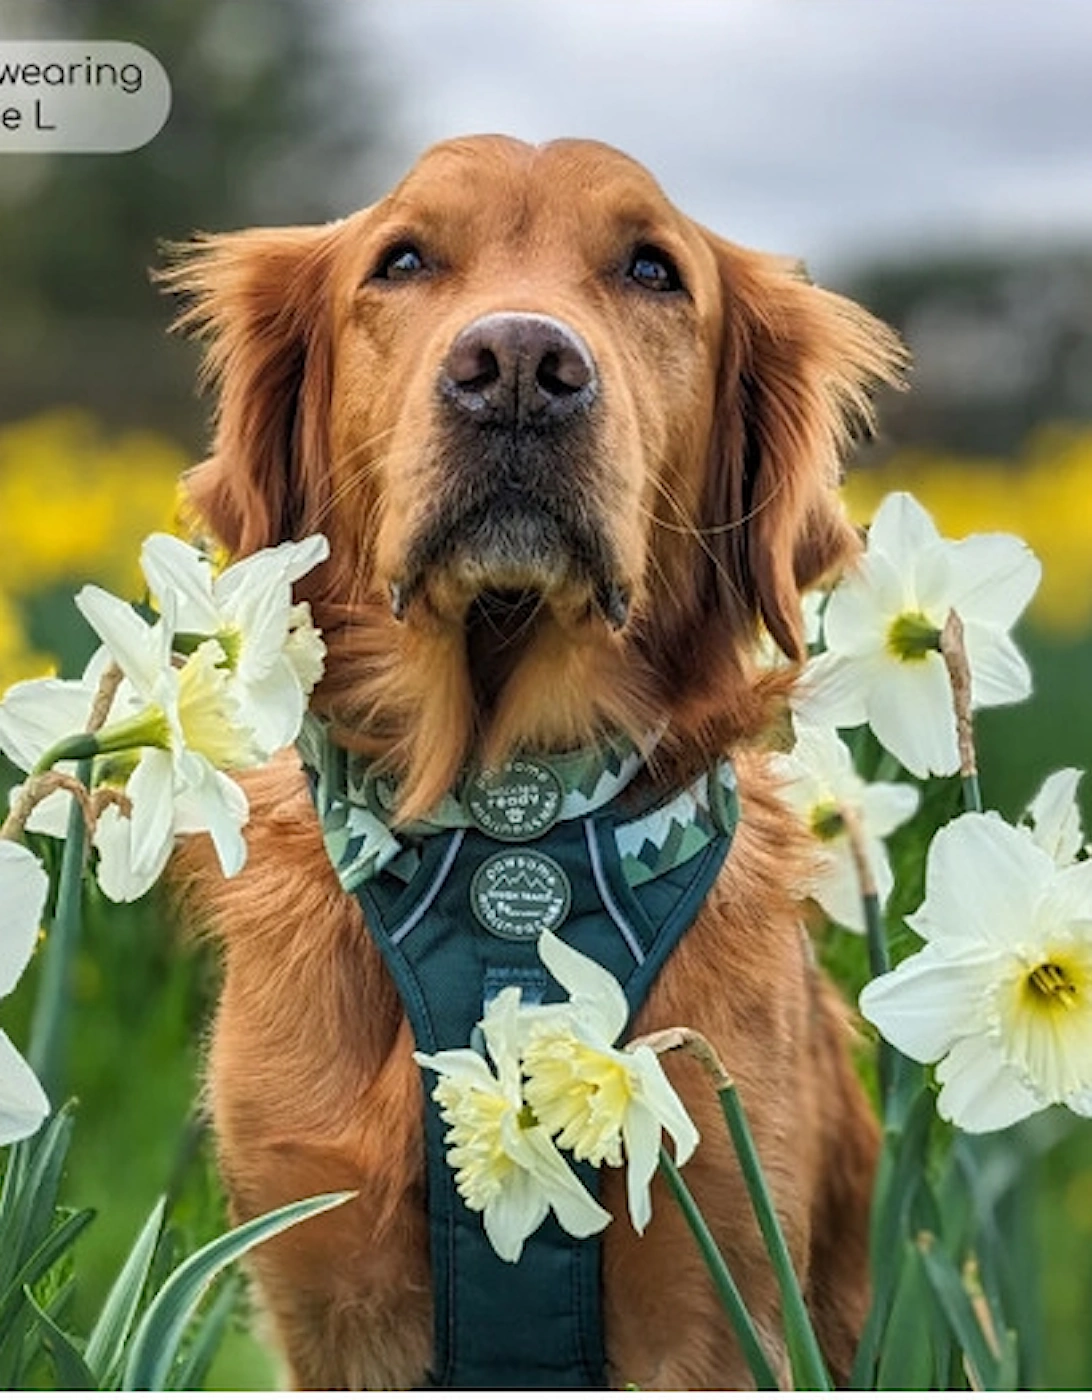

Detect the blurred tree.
[
  {"left": 0, "top": 0, "right": 392, "bottom": 443},
  {"left": 847, "top": 251, "right": 1092, "bottom": 458}
]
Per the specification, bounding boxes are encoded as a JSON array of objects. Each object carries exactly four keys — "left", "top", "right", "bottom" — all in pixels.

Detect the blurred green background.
[{"left": 1, "top": 0, "right": 1091, "bottom": 1388}]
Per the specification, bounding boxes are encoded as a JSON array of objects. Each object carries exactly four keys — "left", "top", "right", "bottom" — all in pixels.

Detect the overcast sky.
[{"left": 351, "top": 0, "right": 1092, "bottom": 278}]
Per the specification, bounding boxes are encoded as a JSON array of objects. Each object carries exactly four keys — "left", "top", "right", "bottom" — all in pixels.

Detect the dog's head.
[{"left": 163, "top": 136, "right": 904, "bottom": 813}]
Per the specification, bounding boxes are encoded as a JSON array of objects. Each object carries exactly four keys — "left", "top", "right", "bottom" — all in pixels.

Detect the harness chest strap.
[{"left": 298, "top": 717, "right": 739, "bottom": 1388}]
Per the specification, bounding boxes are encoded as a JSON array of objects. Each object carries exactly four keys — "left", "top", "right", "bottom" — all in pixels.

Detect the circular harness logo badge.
[
  {"left": 471, "top": 851, "right": 572, "bottom": 941},
  {"left": 464, "top": 757, "right": 564, "bottom": 841}
]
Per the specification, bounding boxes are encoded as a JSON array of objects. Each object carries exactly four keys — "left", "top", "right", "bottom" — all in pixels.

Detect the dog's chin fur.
[{"left": 165, "top": 134, "right": 905, "bottom": 1389}]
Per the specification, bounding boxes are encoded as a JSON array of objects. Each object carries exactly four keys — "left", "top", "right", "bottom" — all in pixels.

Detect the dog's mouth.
[{"left": 389, "top": 496, "right": 631, "bottom": 634}]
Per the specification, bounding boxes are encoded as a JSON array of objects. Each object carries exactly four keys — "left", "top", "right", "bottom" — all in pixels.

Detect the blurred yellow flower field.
[{"left": 0, "top": 411, "right": 184, "bottom": 684}]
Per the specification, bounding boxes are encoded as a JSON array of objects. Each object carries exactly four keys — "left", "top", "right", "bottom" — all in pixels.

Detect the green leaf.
[
  {"left": 657, "top": 1148, "right": 780, "bottom": 1390},
  {"left": 850, "top": 1084, "right": 935, "bottom": 1389},
  {"left": 918, "top": 1232, "right": 1000, "bottom": 1390},
  {"left": 22, "top": 1287, "right": 97, "bottom": 1390},
  {"left": 122, "top": 1191, "right": 354, "bottom": 1391},
  {"left": 167, "top": 1275, "right": 241, "bottom": 1391},
  {"left": 875, "top": 1243, "right": 932, "bottom": 1389},
  {"left": 0, "top": 1105, "right": 76, "bottom": 1293},
  {"left": 0, "top": 1137, "right": 32, "bottom": 1267},
  {"left": 995, "top": 1328, "right": 1020, "bottom": 1390},
  {"left": 0, "top": 1208, "right": 95, "bottom": 1340},
  {"left": 84, "top": 1196, "right": 167, "bottom": 1384},
  {"left": 27, "top": 759, "right": 92, "bottom": 1102}
]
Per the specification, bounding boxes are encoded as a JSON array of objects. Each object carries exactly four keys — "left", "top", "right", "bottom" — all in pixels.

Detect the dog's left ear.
[{"left": 702, "top": 240, "right": 906, "bottom": 660}]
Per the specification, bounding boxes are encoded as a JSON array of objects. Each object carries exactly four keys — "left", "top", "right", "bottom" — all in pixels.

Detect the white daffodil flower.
[
  {"left": 414, "top": 987, "right": 611, "bottom": 1262},
  {"left": 74, "top": 585, "right": 258, "bottom": 885},
  {"left": 140, "top": 533, "right": 329, "bottom": 754},
  {"left": 1, "top": 658, "right": 249, "bottom": 902},
  {"left": 772, "top": 724, "right": 919, "bottom": 932},
  {"left": 0, "top": 658, "right": 160, "bottom": 902},
  {"left": 0, "top": 840, "right": 51, "bottom": 1145},
  {"left": 520, "top": 932, "right": 699, "bottom": 1234},
  {"left": 1024, "top": 769, "right": 1087, "bottom": 867},
  {"left": 859, "top": 812, "right": 1092, "bottom": 1133},
  {"left": 793, "top": 493, "right": 1041, "bottom": 778}
]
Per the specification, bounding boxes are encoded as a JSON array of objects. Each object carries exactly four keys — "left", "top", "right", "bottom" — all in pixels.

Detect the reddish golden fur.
[{"left": 167, "top": 136, "right": 904, "bottom": 1389}]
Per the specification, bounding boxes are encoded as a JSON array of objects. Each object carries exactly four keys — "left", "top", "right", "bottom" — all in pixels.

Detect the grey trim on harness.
[{"left": 584, "top": 817, "right": 646, "bottom": 966}]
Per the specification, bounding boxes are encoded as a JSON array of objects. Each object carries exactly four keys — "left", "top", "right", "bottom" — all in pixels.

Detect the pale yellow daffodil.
[
  {"left": 521, "top": 932, "right": 699, "bottom": 1233},
  {"left": 414, "top": 987, "right": 610, "bottom": 1262}
]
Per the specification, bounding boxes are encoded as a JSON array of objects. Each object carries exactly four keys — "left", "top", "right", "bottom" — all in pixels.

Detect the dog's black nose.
[{"left": 441, "top": 313, "right": 597, "bottom": 425}]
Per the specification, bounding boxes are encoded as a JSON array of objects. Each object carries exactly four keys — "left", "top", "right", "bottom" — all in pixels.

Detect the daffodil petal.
[
  {"left": 1038, "top": 858, "right": 1092, "bottom": 930},
  {"left": 810, "top": 842, "right": 871, "bottom": 932},
  {"left": 538, "top": 931, "right": 630, "bottom": 1045},
  {"left": 909, "top": 813, "right": 1054, "bottom": 950},
  {"left": 822, "top": 560, "right": 900, "bottom": 655},
  {"left": 0, "top": 676, "right": 102, "bottom": 772},
  {"left": 0, "top": 840, "right": 48, "bottom": 997},
  {"left": 866, "top": 492, "right": 941, "bottom": 568},
  {"left": 482, "top": 1163, "right": 549, "bottom": 1263},
  {"left": 520, "top": 1127, "right": 612, "bottom": 1240},
  {"left": 934, "top": 1033, "right": 1046, "bottom": 1133},
  {"left": 0, "top": 1030, "right": 50, "bottom": 1146},
  {"left": 414, "top": 1047, "right": 501, "bottom": 1094},
  {"left": 792, "top": 652, "right": 871, "bottom": 730},
  {"left": 75, "top": 586, "right": 169, "bottom": 698},
  {"left": 620, "top": 1098, "right": 662, "bottom": 1234},
  {"left": 1066, "top": 1087, "right": 1092, "bottom": 1117},
  {"left": 140, "top": 533, "right": 220, "bottom": 634},
  {"left": 191, "top": 764, "right": 249, "bottom": 877},
  {"left": 945, "top": 534, "right": 1041, "bottom": 629},
  {"left": 480, "top": 986, "right": 529, "bottom": 1083},
  {"left": 908, "top": 542, "right": 954, "bottom": 619},
  {"left": 126, "top": 749, "right": 177, "bottom": 878},
  {"left": 94, "top": 806, "right": 167, "bottom": 903},
  {"left": 1026, "top": 769, "right": 1085, "bottom": 866},
  {"left": 20, "top": 786, "right": 72, "bottom": 841},
  {"left": 866, "top": 655, "right": 957, "bottom": 778},
  {"left": 240, "top": 660, "right": 306, "bottom": 754},
  {"left": 861, "top": 781, "right": 920, "bottom": 838},
  {"left": 630, "top": 1045, "right": 699, "bottom": 1165},
  {"left": 960, "top": 625, "right": 1033, "bottom": 708},
  {"left": 859, "top": 946, "right": 999, "bottom": 1063},
  {"left": 216, "top": 535, "right": 330, "bottom": 602}
]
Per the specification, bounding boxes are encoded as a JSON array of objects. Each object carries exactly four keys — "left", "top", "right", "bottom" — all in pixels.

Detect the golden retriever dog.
[{"left": 168, "top": 135, "right": 903, "bottom": 1389}]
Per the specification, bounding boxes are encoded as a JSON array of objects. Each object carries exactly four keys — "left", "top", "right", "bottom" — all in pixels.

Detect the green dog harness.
[{"left": 298, "top": 717, "right": 739, "bottom": 1388}]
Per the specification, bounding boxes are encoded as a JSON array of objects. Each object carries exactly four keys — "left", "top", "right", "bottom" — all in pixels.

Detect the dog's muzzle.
[{"left": 390, "top": 313, "right": 629, "bottom": 627}]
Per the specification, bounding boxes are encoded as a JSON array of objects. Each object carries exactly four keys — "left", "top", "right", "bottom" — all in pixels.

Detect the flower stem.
[
  {"left": 716, "top": 1080, "right": 834, "bottom": 1390},
  {"left": 840, "top": 805, "right": 889, "bottom": 979},
  {"left": 656, "top": 1147, "right": 780, "bottom": 1390},
  {"left": 840, "top": 804, "right": 897, "bottom": 1105},
  {"left": 26, "top": 758, "right": 90, "bottom": 1102},
  {"left": 23, "top": 665, "right": 120, "bottom": 1100},
  {"left": 32, "top": 732, "right": 101, "bottom": 775},
  {"left": 940, "top": 610, "right": 983, "bottom": 814}
]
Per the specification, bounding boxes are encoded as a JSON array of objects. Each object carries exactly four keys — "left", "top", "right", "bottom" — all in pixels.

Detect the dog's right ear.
[{"left": 158, "top": 225, "right": 340, "bottom": 556}]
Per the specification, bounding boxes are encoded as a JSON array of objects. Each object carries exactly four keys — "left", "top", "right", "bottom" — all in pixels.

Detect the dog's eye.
[
  {"left": 627, "top": 246, "right": 682, "bottom": 293},
  {"left": 372, "top": 243, "right": 427, "bottom": 282}
]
